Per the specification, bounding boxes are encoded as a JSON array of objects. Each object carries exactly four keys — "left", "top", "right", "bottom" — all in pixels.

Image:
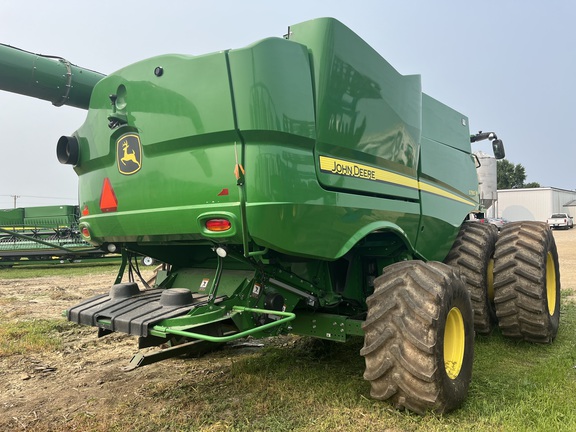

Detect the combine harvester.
[{"left": 0, "top": 18, "right": 560, "bottom": 413}]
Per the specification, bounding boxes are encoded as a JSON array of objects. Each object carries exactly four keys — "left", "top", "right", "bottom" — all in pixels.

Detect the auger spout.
[{"left": 0, "top": 43, "right": 105, "bottom": 109}]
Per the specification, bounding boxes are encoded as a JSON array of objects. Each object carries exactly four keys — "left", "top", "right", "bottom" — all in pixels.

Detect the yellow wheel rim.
[
  {"left": 546, "top": 252, "right": 557, "bottom": 316},
  {"left": 444, "top": 307, "right": 465, "bottom": 379}
]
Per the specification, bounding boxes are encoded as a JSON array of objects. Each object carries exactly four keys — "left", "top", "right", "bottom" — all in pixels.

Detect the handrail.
[{"left": 150, "top": 306, "right": 295, "bottom": 342}]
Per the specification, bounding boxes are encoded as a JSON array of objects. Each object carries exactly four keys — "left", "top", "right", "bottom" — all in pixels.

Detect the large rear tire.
[
  {"left": 493, "top": 221, "right": 560, "bottom": 343},
  {"left": 361, "top": 261, "right": 474, "bottom": 414},
  {"left": 444, "top": 222, "right": 498, "bottom": 335}
]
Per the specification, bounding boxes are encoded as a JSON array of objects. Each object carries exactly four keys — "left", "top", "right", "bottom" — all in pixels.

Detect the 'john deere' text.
[{"left": 330, "top": 161, "right": 376, "bottom": 180}]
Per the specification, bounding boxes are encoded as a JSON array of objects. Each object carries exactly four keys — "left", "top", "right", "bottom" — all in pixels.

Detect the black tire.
[
  {"left": 444, "top": 222, "right": 498, "bottom": 335},
  {"left": 493, "top": 221, "right": 560, "bottom": 343},
  {"left": 360, "top": 261, "right": 474, "bottom": 414}
]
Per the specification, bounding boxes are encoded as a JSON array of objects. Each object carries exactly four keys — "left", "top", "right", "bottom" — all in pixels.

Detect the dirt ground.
[{"left": 0, "top": 229, "right": 574, "bottom": 431}]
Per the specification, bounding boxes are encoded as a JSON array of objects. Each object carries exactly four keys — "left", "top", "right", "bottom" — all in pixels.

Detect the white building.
[{"left": 493, "top": 187, "right": 576, "bottom": 222}]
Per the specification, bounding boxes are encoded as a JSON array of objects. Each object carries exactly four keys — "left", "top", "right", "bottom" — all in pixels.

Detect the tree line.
[{"left": 496, "top": 159, "right": 540, "bottom": 189}]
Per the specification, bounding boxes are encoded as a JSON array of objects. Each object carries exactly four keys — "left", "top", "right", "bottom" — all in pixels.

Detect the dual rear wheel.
[
  {"left": 447, "top": 221, "right": 560, "bottom": 341},
  {"left": 444, "top": 221, "right": 560, "bottom": 341},
  {"left": 444, "top": 222, "right": 498, "bottom": 335},
  {"left": 493, "top": 221, "right": 560, "bottom": 342}
]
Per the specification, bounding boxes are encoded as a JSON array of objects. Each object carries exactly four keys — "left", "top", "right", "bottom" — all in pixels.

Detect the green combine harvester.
[
  {"left": 0, "top": 205, "right": 104, "bottom": 265},
  {"left": 0, "top": 18, "right": 560, "bottom": 413}
]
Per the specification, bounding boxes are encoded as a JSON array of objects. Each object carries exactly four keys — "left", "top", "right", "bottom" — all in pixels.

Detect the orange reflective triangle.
[{"left": 100, "top": 178, "right": 118, "bottom": 212}]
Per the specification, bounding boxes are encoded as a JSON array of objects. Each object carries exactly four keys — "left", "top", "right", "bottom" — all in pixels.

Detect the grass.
[
  {"left": 465, "top": 316, "right": 576, "bottom": 431},
  {"left": 0, "top": 318, "right": 75, "bottom": 356},
  {"left": 0, "top": 262, "right": 120, "bottom": 279}
]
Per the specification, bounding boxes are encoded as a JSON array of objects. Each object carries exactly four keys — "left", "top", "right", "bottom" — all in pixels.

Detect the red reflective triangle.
[{"left": 100, "top": 178, "right": 118, "bottom": 212}]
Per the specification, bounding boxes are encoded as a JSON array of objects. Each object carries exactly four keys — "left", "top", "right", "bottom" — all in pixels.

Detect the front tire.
[
  {"left": 493, "top": 221, "right": 560, "bottom": 343},
  {"left": 361, "top": 261, "right": 474, "bottom": 414}
]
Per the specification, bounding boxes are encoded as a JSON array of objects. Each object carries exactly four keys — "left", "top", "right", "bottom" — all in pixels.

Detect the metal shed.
[{"left": 494, "top": 187, "right": 576, "bottom": 222}]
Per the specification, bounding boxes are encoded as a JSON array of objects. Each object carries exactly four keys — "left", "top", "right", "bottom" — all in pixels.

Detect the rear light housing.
[{"left": 197, "top": 212, "right": 238, "bottom": 238}]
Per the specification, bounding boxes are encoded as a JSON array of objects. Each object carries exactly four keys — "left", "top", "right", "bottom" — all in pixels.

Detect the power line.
[
  {"left": 0, "top": 194, "right": 77, "bottom": 209},
  {"left": 0, "top": 194, "right": 76, "bottom": 200}
]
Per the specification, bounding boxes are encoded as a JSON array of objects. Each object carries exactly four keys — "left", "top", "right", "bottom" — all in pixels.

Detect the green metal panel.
[
  {"left": 228, "top": 24, "right": 422, "bottom": 259},
  {"left": 421, "top": 93, "right": 472, "bottom": 153},
  {"left": 244, "top": 191, "right": 420, "bottom": 260},
  {"left": 415, "top": 95, "right": 479, "bottom": 261},
  {"left": 288, "top": 18, "right": 421, "bottom": 201},
  {"left": 76, "top": 52, "right": 244, "bottom": 245},
  {"left": 23, "top": 205, "right": 77, "bottom": 218},
  {"left": 169, "top": 268, "right": 254, "bottom": 298},
  {"left": 23, "top": 205, "right": 78, "bottom": 228},
  {"left": 289, "top": 312, "right": 365, "bottom": 341},
  {"left": 228, "top": 37, "right": 316, "bottom": 139},
  {"left": 0, "top": 208, "right": 24, "bottom": 225}
]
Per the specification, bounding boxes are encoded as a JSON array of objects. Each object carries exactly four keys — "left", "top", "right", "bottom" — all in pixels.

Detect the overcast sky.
[{"left": 1, "top": 0, "right": 574, "bottom": 208}]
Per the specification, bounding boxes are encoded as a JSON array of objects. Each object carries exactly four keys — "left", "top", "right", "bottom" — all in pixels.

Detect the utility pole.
[{"left": 11, "top": 195, "right": 20, "bottom": 208}]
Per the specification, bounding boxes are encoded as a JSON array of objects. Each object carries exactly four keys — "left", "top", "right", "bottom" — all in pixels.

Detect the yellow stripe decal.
[{"left": 318, "top": 155, "right": 475, "bottom": 206}]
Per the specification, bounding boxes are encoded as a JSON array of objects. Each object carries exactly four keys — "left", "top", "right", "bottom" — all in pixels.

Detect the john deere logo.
[{"left": 116, "top": 133, "right": 142, "bottom": 175}]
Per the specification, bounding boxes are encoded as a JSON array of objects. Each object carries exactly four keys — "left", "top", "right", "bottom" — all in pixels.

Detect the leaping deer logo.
[
  {"left": 120, "top": 141, "right": 141, "bottom": 168},
  {"left": 117, "top": 134, "right": 142, "bottom": 175}
]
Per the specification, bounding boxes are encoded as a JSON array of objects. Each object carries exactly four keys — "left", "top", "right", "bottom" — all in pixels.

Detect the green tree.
[
  {"left": 524, "top": 181, "right": 541, "bottom": 188},
  {"left": 497, "top": 159, "right": 540, "bottom": 189}
]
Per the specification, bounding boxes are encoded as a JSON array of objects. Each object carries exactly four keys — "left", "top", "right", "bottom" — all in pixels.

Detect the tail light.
[
  {"left": 205, "top": 219, "right": 231, "bottom": 232},
  {"left": 81, "top": 226, "right": 91, "bottom": 239}
]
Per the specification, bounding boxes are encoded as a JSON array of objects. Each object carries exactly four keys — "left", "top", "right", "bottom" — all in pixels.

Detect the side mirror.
[{"left": 492, "top": 139, "right": 505, "bottom": 160}]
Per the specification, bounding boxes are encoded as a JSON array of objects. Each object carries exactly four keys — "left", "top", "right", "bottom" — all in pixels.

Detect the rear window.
[{"left": 551, "top": 214, "right": 565, "bottom": 218}]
